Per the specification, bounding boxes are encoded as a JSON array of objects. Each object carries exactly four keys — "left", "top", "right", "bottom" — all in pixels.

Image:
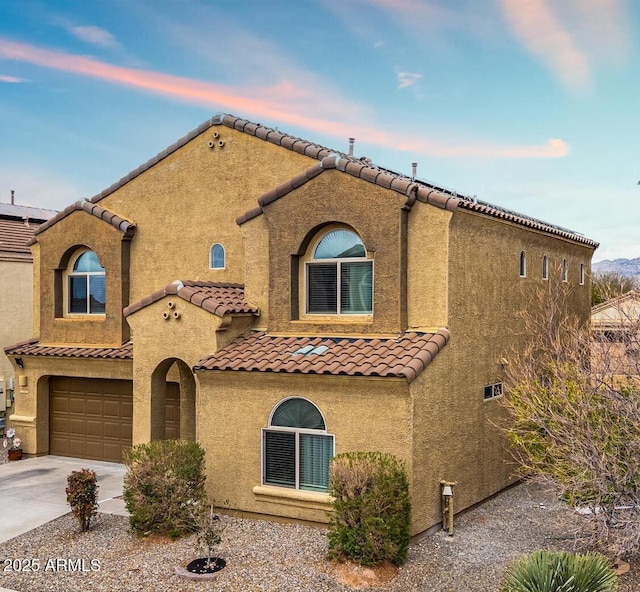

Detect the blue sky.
[{"left": 0, "top": 0, "right": 638, "bottom": 262}]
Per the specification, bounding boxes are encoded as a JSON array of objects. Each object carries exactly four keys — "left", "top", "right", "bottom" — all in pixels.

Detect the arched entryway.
[{"left": 150, "top": 358, "right": 196, "bottom": 441}]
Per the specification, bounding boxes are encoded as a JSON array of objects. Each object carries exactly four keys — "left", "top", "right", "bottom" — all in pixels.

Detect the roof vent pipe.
[
  {"left": 411, "top": 163, "right": 417, "bottom": 181},
  {"left": 348, "top": 138, "right": 355, "bottom": 156},
  {"left": 11, "top": 189, "right": 15, "bottom": 205}
]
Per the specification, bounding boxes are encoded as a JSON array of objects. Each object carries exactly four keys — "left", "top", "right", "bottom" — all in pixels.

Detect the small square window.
[{"left": 483, "top": 382, "right": 503, "bottom": 400}]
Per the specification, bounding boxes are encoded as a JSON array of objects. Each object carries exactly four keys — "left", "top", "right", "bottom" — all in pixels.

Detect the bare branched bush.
[
  {"left": 503, "top": 276, "right": 640, "bottom": 559},
  {"left": 592, "top": 271, "right": 638, "bottom": 306}
]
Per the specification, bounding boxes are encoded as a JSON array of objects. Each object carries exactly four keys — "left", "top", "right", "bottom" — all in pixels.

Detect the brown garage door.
[{"left": 50, "top": 377, "right": 180, "bottom": 463}]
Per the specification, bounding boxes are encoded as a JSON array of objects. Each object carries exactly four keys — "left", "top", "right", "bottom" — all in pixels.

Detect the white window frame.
[
  {"left": 579, "top": 263, "right": 585, "bottom": 286},
  {"left": 483, "top": 382, "right": 503, "bottom": 401},
  {"left": 519, "top": 251, "right": 526, "bottom": 278},
  {"left": 261, "top": 397, "right": 335, "bottom": 492},
  {"left": 210, "top": 243, "right": 226, "bottom": 270},
  {"left": 66, "top": 249, "right": 106, "bottom": 316},
  {"left": 305, "top": 258, "right": 374, "bottom": 315}
]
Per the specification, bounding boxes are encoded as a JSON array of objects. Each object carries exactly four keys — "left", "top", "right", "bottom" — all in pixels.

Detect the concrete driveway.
[{"left": 0, "top": 455, "right": 127, "bottom": 544}]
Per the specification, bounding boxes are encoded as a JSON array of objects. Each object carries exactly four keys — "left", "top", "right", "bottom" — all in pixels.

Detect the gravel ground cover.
[{"left": 1, "top": 481, "right": 638, "bottom": 592}]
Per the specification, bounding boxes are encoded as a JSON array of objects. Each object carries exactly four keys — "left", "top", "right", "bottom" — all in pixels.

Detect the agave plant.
[{"left": 502, "top": 550, "right": 617, "bottom": 592}]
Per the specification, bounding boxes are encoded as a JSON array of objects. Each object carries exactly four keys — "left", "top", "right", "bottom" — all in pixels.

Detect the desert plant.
[
  {"left": 504, "top": 276, "right": 640, "bottom": 558},
  {"left": 123, "top": 439, "right": 206, "bottom": 538},
  {"left": 327, "top": 451, "right": 411, "bottom": 567},
  {"left": 501, "top": 550, "right": 617, "bottom": 592},
  {"left": 65, "top": 468, "right": 99, "bottom": 532}
]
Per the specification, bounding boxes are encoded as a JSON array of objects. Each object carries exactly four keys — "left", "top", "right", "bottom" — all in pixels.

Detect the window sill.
[
  {"left": 56, "top": 315, "right": 106, "bottom": 322},
  {"left": 252, "top": 485, "right": 334, "bottom": 510},
  {"left": 292, "top": 316, "right": 373, "bottom": 325}
]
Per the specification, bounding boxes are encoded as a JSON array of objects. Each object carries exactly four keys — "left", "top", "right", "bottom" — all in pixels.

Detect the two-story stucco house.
[{"left": 5, "top": 114, "right": 597, "bottom": 535}]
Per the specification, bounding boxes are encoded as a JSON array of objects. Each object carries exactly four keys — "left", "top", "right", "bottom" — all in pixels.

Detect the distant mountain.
[{"left": 593, "top": 258, "right": 640, "bottom": 277}]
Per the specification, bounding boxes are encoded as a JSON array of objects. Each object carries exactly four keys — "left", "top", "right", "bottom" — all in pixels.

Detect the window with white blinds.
[
  {"left": 263, "top": 398, "right": 334, "bottom": 492},
  {"left": 306, "top": 229, "right": 372, "bottom": 315}
]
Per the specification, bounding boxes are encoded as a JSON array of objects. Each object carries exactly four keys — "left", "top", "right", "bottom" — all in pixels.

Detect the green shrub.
[
  {"left": 501, "top": 550, "right": 617, "bottom": 592},
  {"left": 123, "top": 439, "right": 206, "bottom": 537},
  {"left": 65, "top": 468, "right": 99, "bottom": 532},
  {"left": 327, "top": 451, "right": 411, "bottom": 566}
]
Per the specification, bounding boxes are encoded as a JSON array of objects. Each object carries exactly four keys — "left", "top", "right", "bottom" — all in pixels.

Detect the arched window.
[
  {"left": 306, "top": 229, "right": 372, "bottom": 314},
  {"left": 562, "top": 258, "right": 568, "bottom": 282},
  {"left": 519, "top": 251, "right": 526, "bottom": 278},
  {"left": 68, "top": 250, "right": 105, "bottom": 314},
  {"left": 542, "top": 255, "right": 549, "bottom": 280},
  {"left": 580, "top": 263, "right": 585, "bottom": 285},
  {"left": 263, "top": 398, "right": 334, "bottom": 492},
  {"left": 210, "top": 243, "right": 225, "bottom": 269}
]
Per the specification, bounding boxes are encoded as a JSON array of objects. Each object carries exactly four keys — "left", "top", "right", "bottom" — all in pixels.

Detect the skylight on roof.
[{"left": 292, "top": 345, "right": 330, "bottom": 356}]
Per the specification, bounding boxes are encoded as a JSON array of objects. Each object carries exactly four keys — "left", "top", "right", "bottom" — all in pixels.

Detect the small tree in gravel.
[
  {"left": 503, "top": 277, "right": 640, "bottom": 558},
  {"left": 327, "top": 451, "right": 411, "bottom": 567},
  {"left": 123, "top": 439, "right": 206, "bottom": 538},
  {"left": 192, "top": 503, "right": 226, "bottom": 568},
  {"left": 66, "top": 468, "right": 99, "bottom": 532}
]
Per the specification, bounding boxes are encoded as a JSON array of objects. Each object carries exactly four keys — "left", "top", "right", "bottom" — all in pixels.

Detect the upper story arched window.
[
  {"left": 263, "top": 397, "right": 334, "bottom": 492},
  {"left": 306, "top": 228, "right": 372, "bottom": 315},
  {"left": 68, "top": 250, "right": 105, "bottom": 314},
  {"left": 519, "top": 251, "right": 526, "bottom": 278},
  {"left": 210, "top": 243, "right": 226, "bottom": 269}
]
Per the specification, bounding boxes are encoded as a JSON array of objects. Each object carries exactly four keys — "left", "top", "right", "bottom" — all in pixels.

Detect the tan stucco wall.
[
  {"left": 433, "top": 210, "right": 594, "bottom": 513},
  {"left": 0, "top": 260, "right": 33, "bottom": 384},
  {"left": 98, "top": 127, "right": 315, "bottom": 304},
  {"left": 241, "top": 215, "right": 270, "bottom": 331},
  {"left": 259, "top": 170, "right": 408, "bottom": 334},
  {"left": 407, "top": 203, "right": 452, "bottom": 330},
  {"left": 126, "top": 296, "right": 254, "bottom": 444},
  {"left": 196, "top": 371, "right": 412, "bottom": 525},
  {"left": 35, "top": 210, "right": 130, "bottom": 346}
]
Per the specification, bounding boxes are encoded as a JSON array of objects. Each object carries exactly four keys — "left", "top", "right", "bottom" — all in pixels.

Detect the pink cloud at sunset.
[
  {"left": 0, "top": 38, "right": 568, "bottom": 160},
  {"left": 499, "top": 0, "right": 630, "bottom": 90}
]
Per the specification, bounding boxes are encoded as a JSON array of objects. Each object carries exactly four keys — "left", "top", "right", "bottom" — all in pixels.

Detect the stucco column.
[
  {"left": 178, "top": 363, "right": 196, "bottom": 441},
  {"left": 132, "top": 363, "right": 166, "bottom": 444}
]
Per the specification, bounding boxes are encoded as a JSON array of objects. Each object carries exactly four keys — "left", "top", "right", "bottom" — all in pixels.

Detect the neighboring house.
[
  {"left": 0, "top": 203, "right": 56, "bottom": 432},
  {"left": 4, "top": 114, "right": 597, "bottom": 535},
  {"left": 591, "top": 290, "right": 640, "bottom": 376}
]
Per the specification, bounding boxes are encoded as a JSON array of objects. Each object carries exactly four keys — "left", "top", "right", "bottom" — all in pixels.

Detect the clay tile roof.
[
  {"left": 29, "top": 200, "right": 135, "bottom": 245},
  {"left": 0, "top": 204, "right": 56, "bottom": 261},
  {"left": 194, "top": 329, "right": 450, "bottom": 383},
  {"left": 29, "top": 112, "right": 595, "bottom": 248},
  {"left": 4, "top": 339, "right": 133, "bottom": 360},
  {"left": 0, "top": 219, "right": 40, "bottom": 262},
  {"left": 123, "top": 280, "right": 259, "bottom": 318},
  {"left": 456, "top": 199, "right": 598, "bottom": 247}
]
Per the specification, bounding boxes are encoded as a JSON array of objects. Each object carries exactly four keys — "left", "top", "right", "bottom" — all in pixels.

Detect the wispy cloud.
[
  {"left": 68, "top": 25, "right": 121, "bottom": 49},
  {"left": 397, "top": 71, "right": 422, "bottom": 89},
  {"left": 142, "top": 8, "right": 367, "bottom": 121},
  {"left": 499, "top": 0, "right": 630, "bottom": 90},
  {"left": 0, "top": 74, "right": 27, "bottom": 83},
  {"left": 0, "top": 38, "right": 568, "bottom": 160},
  {"left": 499, "top": 0, "right": 590, "bottom": 89}
]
